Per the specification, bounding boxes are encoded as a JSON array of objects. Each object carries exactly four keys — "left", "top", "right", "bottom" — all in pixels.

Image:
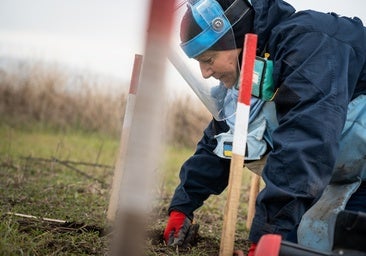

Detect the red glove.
[
  {"left": 163, "top": 210, "right": 196, "bottom": 246},
  {"left": 247, "top": 243, "right": 257, "bottom": 256}
]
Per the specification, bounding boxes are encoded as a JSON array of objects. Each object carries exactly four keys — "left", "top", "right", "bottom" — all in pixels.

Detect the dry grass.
[
  {"left": 0, "top": 59, "right": 210, "bottom": 147},
  {"left": 0, "top": 61, "right": 124, "bottom": 136},
  {"left": 166, "top": 96, "right": 211, "bottom": 147}
]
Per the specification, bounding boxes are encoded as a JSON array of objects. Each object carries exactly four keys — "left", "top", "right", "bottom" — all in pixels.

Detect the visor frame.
[
  {"left": 180, "top": 0, "right": 252, "bottom": 58},
  {"left": 181, "top": 0, "right": 231, "bottom": 58}
]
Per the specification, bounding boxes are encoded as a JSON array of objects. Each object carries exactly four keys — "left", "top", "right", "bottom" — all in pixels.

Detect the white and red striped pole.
[
  {"left": 220, "top": 33, "right": 258, "bottom": 256},
  {"left": 107, "top": 54, "right": 143, "bottom": 222},
  {"left": 111, "top": 0, "right": 175, "bottom": 255}
]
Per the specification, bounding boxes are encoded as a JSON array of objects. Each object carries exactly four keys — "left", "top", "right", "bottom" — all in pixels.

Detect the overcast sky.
[{"left": 0, "top": 0, "right": 365, "bottom": 88}]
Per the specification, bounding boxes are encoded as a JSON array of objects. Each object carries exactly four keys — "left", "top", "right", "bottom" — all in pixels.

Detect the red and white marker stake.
[
  {"left": 219, "top": 33, "right": 258, "bottom": 256},
  {"left": 232, "top": 33, "right": 257, "bottom": 156},
  {"left": 107, "top": 54, "right": 143, "bottom": 222}
]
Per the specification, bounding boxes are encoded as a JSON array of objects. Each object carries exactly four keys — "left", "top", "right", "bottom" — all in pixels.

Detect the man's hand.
[{"left": 163, "top": 210, "right": 199, "bottom": 247}]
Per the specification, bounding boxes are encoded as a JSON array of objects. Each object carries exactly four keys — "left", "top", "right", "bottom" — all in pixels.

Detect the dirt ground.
[
  {"left": 1, "top": 156, "right": 255, "bottom": 256},
  {"left": 144, "top": 204, "right": 252, "bottom": 256},
  {"left": 146, "top": 227, "right": 251, "bottom": 256}
]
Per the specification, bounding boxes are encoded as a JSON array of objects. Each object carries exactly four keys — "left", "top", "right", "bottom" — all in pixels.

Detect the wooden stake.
[
  {"left": 246, "top": 172, "right": 261, "bottom": 229},
  {"left": 107, "top": 54, "right": 143, "bottom": 222},
  {"left": 220, "top": 153, "right": 245, "bottom": 256},
  {"left": 219, "top": 34, "right": 258, "bottom": 256}
]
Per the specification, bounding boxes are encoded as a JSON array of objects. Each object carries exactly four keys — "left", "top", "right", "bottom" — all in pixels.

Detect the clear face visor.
[{"left": 170, "top": 0, "right": 245, "bottom": 121}]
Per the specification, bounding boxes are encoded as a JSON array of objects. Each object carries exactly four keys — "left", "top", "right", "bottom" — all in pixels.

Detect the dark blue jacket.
[{"left": 169, "top": 0, "right": 366, "bottom": 243}]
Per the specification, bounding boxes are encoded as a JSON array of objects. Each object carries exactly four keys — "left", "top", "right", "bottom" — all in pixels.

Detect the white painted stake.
[
  {"left": 220, "top": 33, "right": 258, "bottom": 256},
  {"left": 107, "top": 54, "right": 143, "bottom": 222}
]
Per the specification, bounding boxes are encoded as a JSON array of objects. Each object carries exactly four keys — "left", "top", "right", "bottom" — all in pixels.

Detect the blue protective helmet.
[{"left": 180, "top": 0, "right": 254, "bottom": 58}]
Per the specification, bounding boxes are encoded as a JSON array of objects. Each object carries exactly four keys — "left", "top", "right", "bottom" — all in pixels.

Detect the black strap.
[{"left": 225, "top": 0, "right": 252, "bottom": 27}]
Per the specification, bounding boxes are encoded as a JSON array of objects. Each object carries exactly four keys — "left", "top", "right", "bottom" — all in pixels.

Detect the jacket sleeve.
[{"left": 168, "top": 119, "right": 231, "bottom": 219}]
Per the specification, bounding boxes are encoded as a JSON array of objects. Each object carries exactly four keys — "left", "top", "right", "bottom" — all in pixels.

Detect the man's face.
[{"left": 195, "top": 48, "right": 242, "bottom": 88}]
